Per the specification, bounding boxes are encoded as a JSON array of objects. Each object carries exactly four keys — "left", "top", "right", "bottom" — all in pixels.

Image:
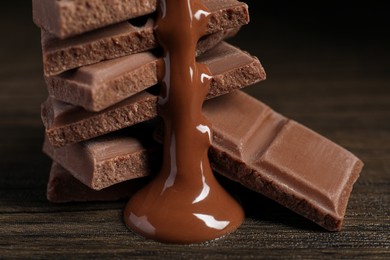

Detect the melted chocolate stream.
[{"left": 124, "top": 0, "right": 244, "bottom": 244}]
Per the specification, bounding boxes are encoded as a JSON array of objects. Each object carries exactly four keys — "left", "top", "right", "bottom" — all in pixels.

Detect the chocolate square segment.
[
  {"left": 43, "top": 121, "right": 160, "bottom": 191},
  {"left": 47, "top": 162, "right": 146, "bottom": 203},
  {"left": 46, "top": 51, "right": 159, "bottom": 112},
  {"left": 42, "top": 91, "right": 158, "bottom": 147},
  {"left": 256, "top": 121, "right": 361, "bottom": 226},
  {"left": 204, "top": 91, "right": 286, "bottom": 162},
  {"left": 33, "top": 0, "right": 158, "bottom": 39},
  {"left": 72, "top": 52, "right": 157, "bottom": 86}
]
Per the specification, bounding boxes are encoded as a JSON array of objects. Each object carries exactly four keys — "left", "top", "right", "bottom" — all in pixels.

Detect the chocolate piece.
[
  {"left": 45, "top": 51, "right": 158, "bottom": 111},
  {"left": 43, "top": 119, "right": 156, "bottom": 190},
  {"left": 205, "top": 91, "right": 363, "bottom": 231},
  {"left": 33, "top": 0, "right": 157, "bottom": 39},
  {"left": 45, "top": 40, "right": 245, "bottom": 112},
  {"left": 44, "top": 91, "right": 363, "bottom": 231},
  {"left": 42, "top": 20, "right": 240, "bottom": 76},
  {"left": 47, "top": 162, "right": 146, "bottom": 203},
  {"left": 41, "top": 19, "right": 156, "bottom": 77},
  {"left": 42, "top": 42, "right": 266, "bottom": 147},
  {"left": 42, "top": 91, "right": 158, "bottom": 147},
  {"left": 33, "top": 0, "right": 248, "bottom": 39},
  {"left": 44, "top": 121, "right": 160, "bottom": 190}
]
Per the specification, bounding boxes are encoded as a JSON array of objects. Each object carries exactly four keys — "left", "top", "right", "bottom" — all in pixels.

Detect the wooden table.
[{"left": 1, "top": 2, "right": 389, "bottom": 259}]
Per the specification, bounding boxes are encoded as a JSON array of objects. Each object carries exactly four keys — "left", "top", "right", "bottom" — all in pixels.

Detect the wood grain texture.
[{"left": 0, "top": 1, "right": 389, "bottom": 259}]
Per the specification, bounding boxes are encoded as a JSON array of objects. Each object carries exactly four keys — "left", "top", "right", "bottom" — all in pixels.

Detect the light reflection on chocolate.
[{"left": 123, "top": 0, "right": 244, "bottom": 243}]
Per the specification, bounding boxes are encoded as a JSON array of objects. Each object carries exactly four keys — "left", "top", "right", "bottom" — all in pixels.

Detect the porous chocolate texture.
[
  {"left": 42, "top": 22, "right": 239, "bottom": 76},
  {"left": 41, "top": 18, "right": 242, "bottom": 76},
  {"left": 47, "top": 162, "right": 147, "bottom": 203},
  {"left": 44, "top": 91, "right": 363, "bottom": 231},
  {"left": 36, "top": 0, "right": 249, "bottom": 76},
  {"left": 33, "top": 0, "right": 248, "bottom": 39},
  {"left": 44, "top": 38, "right": 245, "bottom": 112},
  {"left": 44, "top": 120, "right": 160, "bottom": 191},
  {"left": 41, "top": 43, "right": 266, "bottom": 147},
  {"left": 33, "top": 0, "right": 156, "bottom": 39}
]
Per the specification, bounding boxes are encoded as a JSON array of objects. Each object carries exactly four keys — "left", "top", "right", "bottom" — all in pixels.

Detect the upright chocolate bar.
[
  {"left": 44, "top": 91, "right": 363, "bottom": 231},
  {"left": 42, "top": 42, "right": 265, "bottom": 146}
]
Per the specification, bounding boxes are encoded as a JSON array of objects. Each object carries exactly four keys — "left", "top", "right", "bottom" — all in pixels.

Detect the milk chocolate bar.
[
  {"left": 42, "top": 17, "right": 240, "bottom": 76},
  {"left": 42, "top": 43, "right": 265, "bottom": 147},
  {"left": 33, "top": 0, "right": 248, "bottom": 39},
  {"left": 45, "top": 40, "right": 244, "bottom": 112},
  {"left": 42, "top": 21, "right": 239, "bottom": 76},
  {"left": 44, "top": 120, "right": 160, "bottom": 190},
  {"left": 41, "top": 18, "right": 156, "bottom": 77},
  {"left": 32, "top": 0, "right": 156, "bottom": 39},
  {"left": 205, "top": 91, "right": 363, "bottom": 231},
  {"left": 47, "top": 162, "right": 147, "bottom": 202},
  {"left": 44, "top": 91, "right": 363, "bottom": 230}
]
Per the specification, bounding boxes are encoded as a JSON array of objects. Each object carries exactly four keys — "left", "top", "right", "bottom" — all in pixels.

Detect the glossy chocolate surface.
[{"left": 123, "top": 0, "right": 244, "bottom": 244}]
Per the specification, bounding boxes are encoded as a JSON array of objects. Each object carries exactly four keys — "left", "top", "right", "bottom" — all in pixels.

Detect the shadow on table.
[{"left": 216, "top": 174, "right": 324, "bottom": 232}]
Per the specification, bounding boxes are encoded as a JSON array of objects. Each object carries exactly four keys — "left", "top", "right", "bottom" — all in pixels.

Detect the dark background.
[{"left": 0, "top": 1, "right": 389, "bottom": 259}]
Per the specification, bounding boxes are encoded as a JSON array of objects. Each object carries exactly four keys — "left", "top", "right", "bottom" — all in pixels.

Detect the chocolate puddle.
[{"left": 123, "top": 0, "right": 244, "bottom": 243}]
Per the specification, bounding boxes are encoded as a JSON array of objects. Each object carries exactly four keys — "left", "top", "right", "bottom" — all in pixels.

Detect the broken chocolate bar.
[
  {"left": 42, "top": 21, "right": 239, "bottom": 76},
  {"left": 33, "top": 0, "right": 249, "bottom": 39},
  {"left": 45, "top": 40, "right": 247, "bottom": 112},
  {"left": 44, "top": 121, "right": 160, "bottom": 190},
  {"left": 42, "top": 42, "right": 265, "bottom": 147},
  {"left": 33, "top": 0, "right": 157, "bottom": 39},
  {"left": 204, "top": 91, "right": 363, "bottom": 232},
  {"left": 41, "top": 18, "right": 157, "bottom": 77},
  {"left": 44, "top": 91, "right": 363, "bottom": 231},
  {"left": 47, "top": 162, "right": 147, "bottom": 203},
  {"left": 42, "top": 14, "right": 241, "bottom": 76}
]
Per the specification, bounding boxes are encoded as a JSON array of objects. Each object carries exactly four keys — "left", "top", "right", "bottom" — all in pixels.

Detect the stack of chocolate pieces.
[{"left": 34, "top": 0, "right": 363, "bottom": 232}]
